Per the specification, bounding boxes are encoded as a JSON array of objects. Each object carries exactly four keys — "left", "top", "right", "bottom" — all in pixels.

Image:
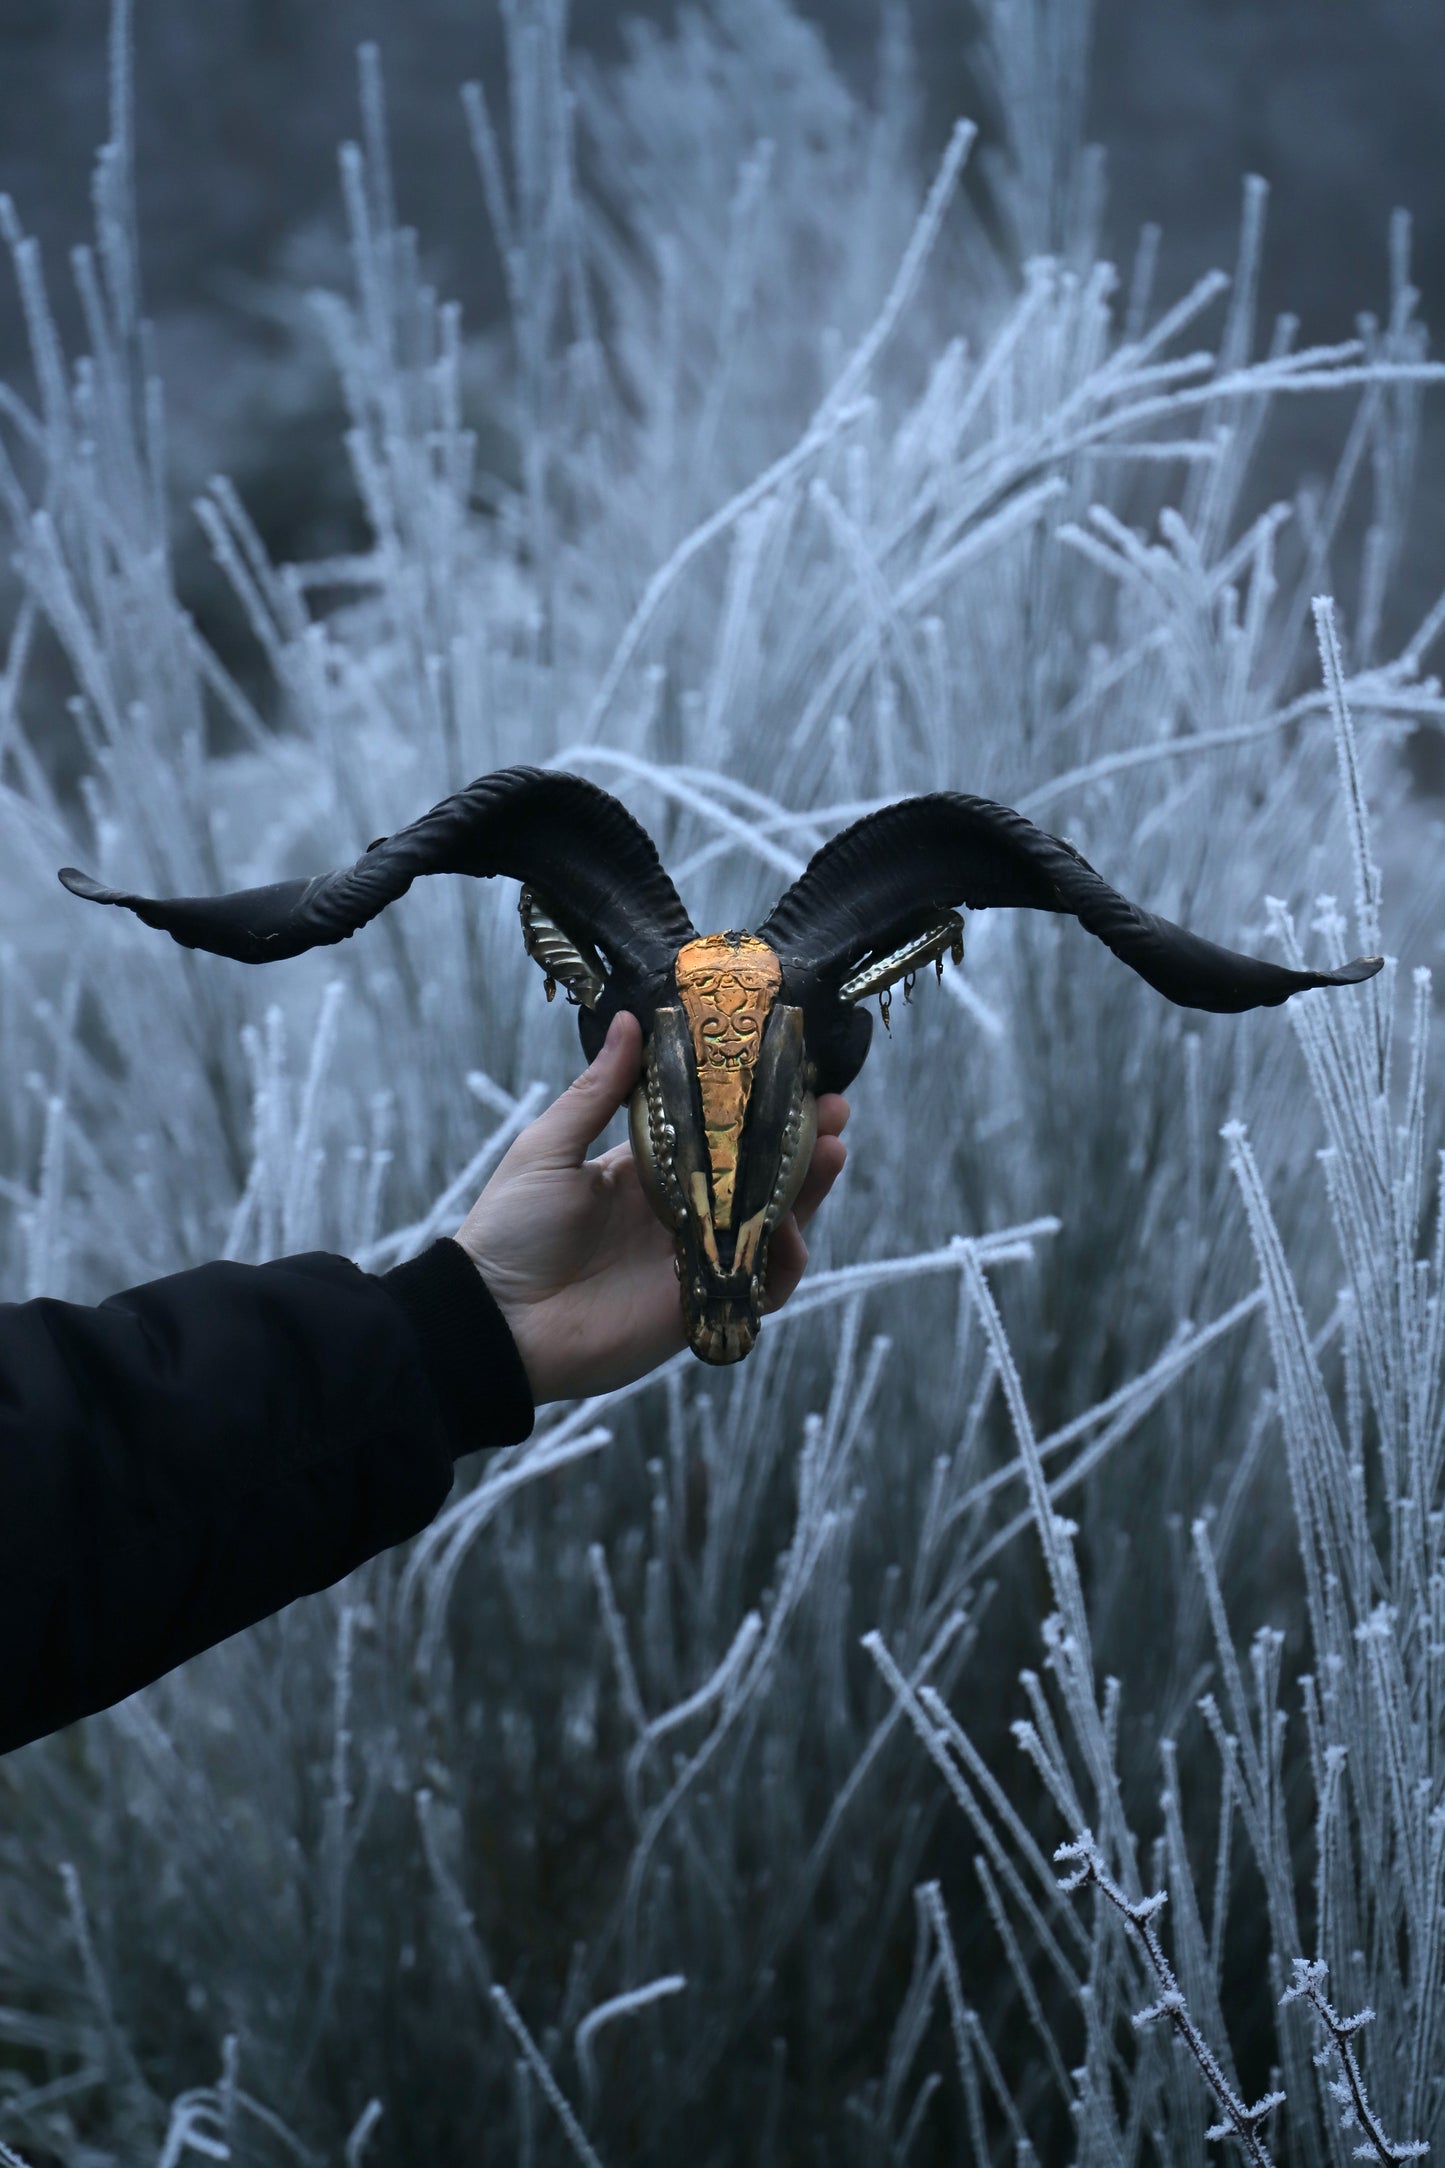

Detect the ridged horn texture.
[
  {"left": 58, "top": 766, "right": 698, "bottom": 1025},
  {"left": 758, "top": 791, "right": 1383, "bottom": 1090}
]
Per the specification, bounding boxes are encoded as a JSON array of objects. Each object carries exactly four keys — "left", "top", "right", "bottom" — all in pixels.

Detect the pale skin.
[{"left": 454, "top": 1009, "right": 850, "bottom": 1403}]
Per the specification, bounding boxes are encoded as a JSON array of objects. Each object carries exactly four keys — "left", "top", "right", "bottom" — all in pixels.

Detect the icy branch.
[
  {"left": 1280, "top": 1960, "right": 1429, "bottom": 2162},
  {"left": 1055, "top": 1835, "right": 1283, "bottom": 2164},
  {"left": 490, "top": 1985, "right": 608, "bottom": 2168},
  {"left": 575, "top": 1975, "right": 686, "bottom": 2112}
]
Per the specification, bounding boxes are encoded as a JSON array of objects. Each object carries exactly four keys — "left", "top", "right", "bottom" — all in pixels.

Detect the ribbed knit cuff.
[{"left": 378, "top": 1238, "right": 535, "bottom": 1460}]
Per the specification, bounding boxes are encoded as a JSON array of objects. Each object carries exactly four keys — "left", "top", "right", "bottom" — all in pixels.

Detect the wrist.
[
  {"left": 379, "top": 1237, "right": 535, "bottom": 1452},
  {"left": 490, "top": 1296, "right": 548, "bottom": 1406},
  {"left": 451, "top": 1235, "right": 549, "bottom": 1405}
]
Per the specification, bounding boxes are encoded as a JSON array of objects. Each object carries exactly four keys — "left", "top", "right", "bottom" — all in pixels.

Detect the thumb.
[{"left": 523, "top": 1010, "right": 642, "bottom": 1168}]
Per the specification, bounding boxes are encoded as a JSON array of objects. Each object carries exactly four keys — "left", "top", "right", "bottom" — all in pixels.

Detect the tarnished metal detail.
[
  {"left": 518, "top": 885, "right": 608, "bottom": 1010},
  {"left": 673, "top": 931, "right": 782, "bottom": 1230},
  {"left": 838, "top": 911, "right": 965, "bottom": 1008},
  {"left": 633, "top": 995, "right": 812, "bottom": 1365},
  {"left": 764, "top": 1074, "right": 816, "bottom": 1224},
  {"left": 628, "top": 1026, "right": 686, "bottom": 1229}
]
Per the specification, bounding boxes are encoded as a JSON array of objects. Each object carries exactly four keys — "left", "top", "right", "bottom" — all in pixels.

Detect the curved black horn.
[
  {"left": 758, "top": 791, "right": 1383, "bottom": 1015},
  {"left": 59, "top": 767, "right": 698, "bottom": 996}
]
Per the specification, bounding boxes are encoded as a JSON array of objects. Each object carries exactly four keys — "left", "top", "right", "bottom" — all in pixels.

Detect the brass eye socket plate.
[
  {"left": 771, "top": 1088, "right": 818, "bottom": 1221},
  {"left": 628, "top": 1080, "right": 676, "bottom": 1230}
]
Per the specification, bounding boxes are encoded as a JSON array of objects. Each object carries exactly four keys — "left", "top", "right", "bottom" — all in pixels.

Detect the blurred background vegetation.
[
  {"left": 1, "top": 0, "right": 1441, "bottom": 739},
  {"left": 0, "top": 4, "right": 1443, "bottom": 2164}
]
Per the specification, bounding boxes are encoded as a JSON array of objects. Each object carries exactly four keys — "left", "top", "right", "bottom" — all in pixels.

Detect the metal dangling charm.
[{"left": 879, "top": 986, "right": 892, "bottom": 1033}]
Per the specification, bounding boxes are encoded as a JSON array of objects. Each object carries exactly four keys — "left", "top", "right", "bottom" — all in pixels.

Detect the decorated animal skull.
[{"left": 58, "top": 767, "right": 1382, "bottom": 1365}]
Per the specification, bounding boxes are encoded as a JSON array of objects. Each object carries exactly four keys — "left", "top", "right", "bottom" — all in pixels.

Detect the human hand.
[{"left": 453, "top": 1011, "right": 849, "bottom": 1403}]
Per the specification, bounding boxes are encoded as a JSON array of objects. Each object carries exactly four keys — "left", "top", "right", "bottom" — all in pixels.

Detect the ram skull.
[{"left": 59, "top": 766, "right": 1382, "bottom": 1365}]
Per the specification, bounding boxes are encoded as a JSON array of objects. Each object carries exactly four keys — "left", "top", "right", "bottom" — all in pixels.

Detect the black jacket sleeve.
[{"left": 0, "top": 1237, "right": 534, "bottom": 1757}]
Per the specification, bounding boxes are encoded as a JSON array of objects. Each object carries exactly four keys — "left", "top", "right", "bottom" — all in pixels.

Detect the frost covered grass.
[{"left": 0, "top": 0, "right": 1444, "bottom": 2160}]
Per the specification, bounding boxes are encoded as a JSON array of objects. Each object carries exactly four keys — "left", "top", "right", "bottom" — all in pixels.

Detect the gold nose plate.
[{"left": 673, "top": 933, "right": 782, "bottom": 1228}]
